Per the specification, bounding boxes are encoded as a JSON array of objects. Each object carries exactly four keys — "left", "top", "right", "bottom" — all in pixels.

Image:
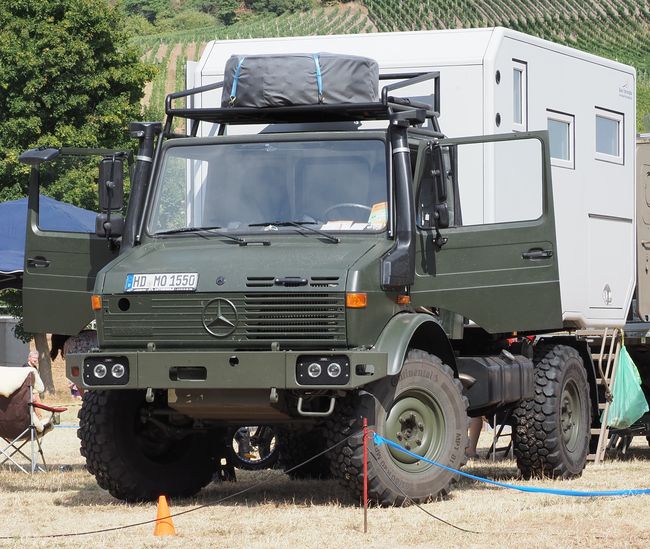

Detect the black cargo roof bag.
[{"left": 222, "top": 53, "right": 379, "bottom": 108}]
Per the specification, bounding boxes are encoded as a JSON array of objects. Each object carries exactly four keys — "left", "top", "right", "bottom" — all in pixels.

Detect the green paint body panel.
[
  {"left": 375, "top": 313, "right": 452, "bottom": 375},
  {"left": 66, "top": 349, "right": 388, "bottom": 390},
  {"left": 22, "top": 210, "right": 117, "bottom": 335},
  {"left": 412, "top": 131, "right": 562, "bottom": 333}
]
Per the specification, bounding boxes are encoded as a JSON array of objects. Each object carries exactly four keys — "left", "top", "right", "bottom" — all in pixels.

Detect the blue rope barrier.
[{"left": 373, "top": 433, "right": 650, "bottom": 497}]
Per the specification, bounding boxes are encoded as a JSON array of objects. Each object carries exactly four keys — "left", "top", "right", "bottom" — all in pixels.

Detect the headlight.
[
  {"left": 307, "top": 363, "right": 322, "bottom": 378},
  {"left": 296, "top": 355, "right": 350, "bottom": 386},
  {"left": 83, "top": 356, "right": 129, "bottom": 386},
  {"left": 93, "top": 363, "right": 107, "bottom": 379},
  {"left": 327, "top": 362, "right": 342, "bottom": 378},
  {"left": 111, "top": 363, "right": 126, "bottom": 378}
]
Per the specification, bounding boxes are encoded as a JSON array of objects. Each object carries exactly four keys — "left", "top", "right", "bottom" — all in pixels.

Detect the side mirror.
[
  {"left": 96, "top": 213, "right": 124, "bottom": 238},
  {"left": 430, "top": 144, "right": 447, "bottom": 203},
  {"left": 428, "top": 144, "right": 450, "bottom": 229},
  {"left": 98, "top": 157, "right": 124, "bottom": 211}
]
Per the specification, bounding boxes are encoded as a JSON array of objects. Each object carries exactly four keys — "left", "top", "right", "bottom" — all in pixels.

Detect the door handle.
[
  {"left": 642, "top": 240, "right": 650, "bottom": 250},
  {"left": 522, "top": 249, "right": 553, "bottom": 260},
  {"left": 27, "top": 257, "right": 51, "bottom": 268}
]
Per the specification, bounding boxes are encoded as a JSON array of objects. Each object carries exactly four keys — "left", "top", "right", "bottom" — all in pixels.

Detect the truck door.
[
  {"left": 21, "top": 152, "right": 121, "bottom": 335},
  {"left": 637, "top": 139, "right": 650, "bottom": 320},
  {"left": 411, "top": 131, "right": 563, "bottom": 333}
]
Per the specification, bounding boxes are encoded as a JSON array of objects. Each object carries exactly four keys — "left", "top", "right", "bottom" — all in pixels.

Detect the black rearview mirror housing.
[
  {"left": 430, "top": 144, "right": 447, "bottom": 203},
  {"left": 429, "top": 144, "right": 450, "bottom": 229},
  {"left": 98, "top": 157, "right": 124, "bottom": 212},
  {"left": 96, "top": 213, "right": 124, "bottom": 238}
]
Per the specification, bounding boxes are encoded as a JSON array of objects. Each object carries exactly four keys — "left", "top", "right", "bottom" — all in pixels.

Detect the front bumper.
[{"left": 66, "top": 349, "right": 388, "bottom": 390}]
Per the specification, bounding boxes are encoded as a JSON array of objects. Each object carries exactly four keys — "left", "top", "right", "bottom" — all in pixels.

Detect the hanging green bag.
[{"left": 605, "top": 345, "right": 650, "bottom": 429}]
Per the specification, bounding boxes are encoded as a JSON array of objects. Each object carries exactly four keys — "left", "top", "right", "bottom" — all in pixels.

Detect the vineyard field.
[{"left": 136, "top": 1, "right": 649, "bottom": 129}]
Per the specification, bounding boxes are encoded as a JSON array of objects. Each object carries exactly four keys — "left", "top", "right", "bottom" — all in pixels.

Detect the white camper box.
[{"left": 188, "top": 27, "right": 637, "bottom": 330}]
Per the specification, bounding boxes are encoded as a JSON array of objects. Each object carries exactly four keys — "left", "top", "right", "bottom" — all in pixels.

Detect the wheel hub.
[
  {"left": 561, "top": 379, "right": 582, "bottom": 452},
  {"left": 385, "top": 390, "right": 446, "bottom": 472}
]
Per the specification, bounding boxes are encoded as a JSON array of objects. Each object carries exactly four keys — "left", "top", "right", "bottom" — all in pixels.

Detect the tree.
[
  {"left": 0, "top": 0, "right": 154, "bottom": 206},
  {"left": 0, "top": 0, "right": 154, "bottom": 391},
  {"left": 243, "top": 0, "right": 314, "bottom": 16}
]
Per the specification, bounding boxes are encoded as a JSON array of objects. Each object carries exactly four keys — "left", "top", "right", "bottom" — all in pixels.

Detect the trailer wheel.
[
  {"left": 326, "top": 349, "right": 468, "bottom": 506},
  {"left": 78, "top": 390, "right": 222, "bottom": 502},
  {"left": 512, "top": 344, "right": 591, "bottom": 479}
]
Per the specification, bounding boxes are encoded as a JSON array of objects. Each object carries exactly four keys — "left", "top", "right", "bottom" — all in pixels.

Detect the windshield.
[{"left": 148, "top": 139, "right": 388, "bottom": 235}]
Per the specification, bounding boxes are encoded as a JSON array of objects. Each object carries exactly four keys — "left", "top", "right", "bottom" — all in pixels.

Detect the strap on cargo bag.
[
  {"left": 312, "top": 54, "right": 323, "bottom": 103},
  {"left": 229, "top": 56, "right": 246, "bottom": 106}
]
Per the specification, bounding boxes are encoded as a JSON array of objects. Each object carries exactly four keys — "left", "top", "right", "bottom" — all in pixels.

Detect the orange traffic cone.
[{"left": 153, "top": 495, "right": 176, "bottom": 537}]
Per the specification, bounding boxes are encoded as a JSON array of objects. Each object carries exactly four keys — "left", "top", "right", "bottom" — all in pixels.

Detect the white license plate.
[{"left": 124, "top": 273, "right": 198, "bottom": 292}]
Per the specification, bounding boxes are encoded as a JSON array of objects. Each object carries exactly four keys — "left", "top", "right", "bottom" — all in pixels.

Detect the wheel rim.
[
  {"left": 561, "top": 379, "right": 583, "bottom": 452},
  {"left": 384, "top": 389, "right": 446, "bottom": 472}
]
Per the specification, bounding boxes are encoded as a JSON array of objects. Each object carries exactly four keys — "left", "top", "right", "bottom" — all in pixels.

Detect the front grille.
[
  {"left": 246, "top": 275, "right": 340, "bottom": 288},
  {"left": 102, "top": 292, "right": 346, "bottom": 347},
  {"left": 243, "top": 293, "right": 344, "bottom": 340}
]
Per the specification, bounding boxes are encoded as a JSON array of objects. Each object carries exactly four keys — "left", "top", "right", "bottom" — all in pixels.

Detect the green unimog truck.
[{"left": 19, "top": 47, "right": 623, "bottom": 505}]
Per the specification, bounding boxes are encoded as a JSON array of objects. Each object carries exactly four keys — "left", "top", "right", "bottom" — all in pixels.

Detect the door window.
[{"left": 35, "top": 153, "right": 128, "bottom": 233}]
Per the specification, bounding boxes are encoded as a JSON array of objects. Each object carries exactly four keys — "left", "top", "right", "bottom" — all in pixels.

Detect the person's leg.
[
  {"left": 32, "top": 391, "right": 44, "bottom": 420},
  {"left": 467, "top": 416, "right": 483, "bottom": 458}
]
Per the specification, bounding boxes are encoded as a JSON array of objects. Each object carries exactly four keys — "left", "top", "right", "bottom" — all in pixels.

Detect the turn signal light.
[
  {"left": 91, "top": 295, "right": 102, "bottom": 311},
  {"left": 396, "top": 294, "right": 411, "bottom": 305},
  {"left": 346, "top": 292, "right": 368, "bottom": 308}
]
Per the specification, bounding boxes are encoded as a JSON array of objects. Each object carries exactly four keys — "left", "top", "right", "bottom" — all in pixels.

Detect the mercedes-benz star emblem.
[{"left": 202, "top": 298, "right": 238, "bottom": 337}]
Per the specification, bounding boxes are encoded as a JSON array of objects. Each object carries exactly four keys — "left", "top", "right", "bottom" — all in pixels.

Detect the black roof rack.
[{"left": 163, "top": 72, "right": 441, "bottom": 137}]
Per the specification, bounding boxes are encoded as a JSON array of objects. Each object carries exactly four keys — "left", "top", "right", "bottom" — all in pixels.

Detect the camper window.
[
  {"left": 512, "top": 60, "right": 527, "bottom": 131},
  {"left": 547, "top": 110, "right": 574, "bottom": 169},
  {"left": 595, "top": 108, "right": 624, "bottom": 164}
]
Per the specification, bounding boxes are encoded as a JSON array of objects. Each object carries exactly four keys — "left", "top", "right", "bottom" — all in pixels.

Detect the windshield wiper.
[
  {"left": 155, "top": 226, "right": 270, "bottom": 246},
  {"left": 249, "top": 221, "right": 340, "bottom": 243}
]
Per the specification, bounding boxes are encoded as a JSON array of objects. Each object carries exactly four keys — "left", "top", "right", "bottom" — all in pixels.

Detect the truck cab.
[{"left": 21, "top": 67, "right": 578, "bottom": 505}]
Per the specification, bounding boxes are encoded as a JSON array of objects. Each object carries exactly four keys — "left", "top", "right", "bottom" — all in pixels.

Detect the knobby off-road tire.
[
  {"left": 78, "top": 390, "right": 221, "bottom": 502},
  {"left": 512, "top": 344, "right": 591, "bottom": 479},
  {"left": 326, "top": 350, "right": 468, "bottom": 506},
  {"left": 277, "top": 426, "right": 331, "bottom": 479}
]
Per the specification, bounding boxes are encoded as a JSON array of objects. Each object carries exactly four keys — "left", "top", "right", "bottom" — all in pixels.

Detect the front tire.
[
  {"left": 512, "top": 344, "right": 591, "bottom": 479},
  {"left": 78, "top": 390, "right": 223, "bottom": 502},
  {"left": 327, "top": 350, "right": 468, "bottom": 506}
]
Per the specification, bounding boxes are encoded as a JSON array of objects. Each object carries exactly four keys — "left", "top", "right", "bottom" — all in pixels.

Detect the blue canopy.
[{"left": 0, "top": 196, "right": 96, "bottom": 276}]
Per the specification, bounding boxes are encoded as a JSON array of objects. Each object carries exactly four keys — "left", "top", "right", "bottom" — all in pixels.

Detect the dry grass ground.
[
  {"left": 1, "top": 419, "right": 649, "bottom": 549},
  {"left": 5, "top": 354, "right": 650, "bottom": 547}
]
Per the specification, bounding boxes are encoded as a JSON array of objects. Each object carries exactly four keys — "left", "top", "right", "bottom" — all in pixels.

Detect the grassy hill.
[{"left": 135, "top": 0, "right": 650, "bottom": 130}]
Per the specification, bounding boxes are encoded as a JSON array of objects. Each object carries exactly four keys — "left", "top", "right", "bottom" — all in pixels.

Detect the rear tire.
[
  {"left": 512, "top": 344, "right": 591, "bottom": 479},
  {"left": 78, "top": 390, "right": 223, "bottom": 502},
  {"left": 326, "top": 349, "right": 468, "bottom": 506}
]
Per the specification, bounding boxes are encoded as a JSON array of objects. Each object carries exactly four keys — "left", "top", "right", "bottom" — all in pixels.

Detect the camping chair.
[{"left": 0, "top": 367, "right": 67, "bottom": 473}]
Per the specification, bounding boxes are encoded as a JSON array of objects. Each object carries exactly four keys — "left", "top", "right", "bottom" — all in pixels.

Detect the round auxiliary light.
[
  {"left": 307, "top": 362, "right": 322, "bottom": 378},
  {"left": 111, "top": 363, "right": 126, "bottom": 379},
  {"left": 327, "top": 362, "right": 342, "bottom": 378},
  {"left": 94, "top": 363, "right": 107, "bottom": 379}
]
